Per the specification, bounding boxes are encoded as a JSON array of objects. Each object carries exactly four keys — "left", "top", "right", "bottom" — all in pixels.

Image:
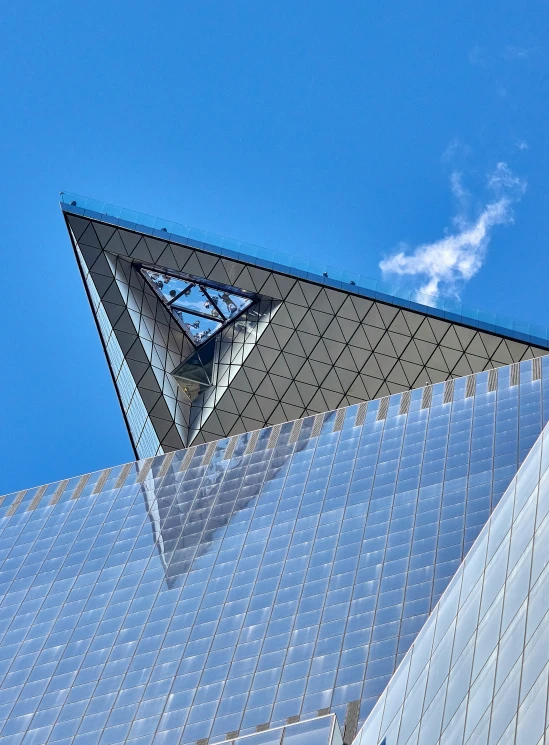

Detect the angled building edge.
[
  {"left": 355, "top": 415, "right": 549, "bottom": 745},
  {"left": 61, "top": 202, "right": 549, "bottom": 460},
  {"left": 1, "top": 357, "right": 548, "bottom": 744}
]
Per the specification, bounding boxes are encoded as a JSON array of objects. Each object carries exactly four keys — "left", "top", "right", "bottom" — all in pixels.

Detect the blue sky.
[{"left": 1, "top": 1, "right": 548, "bottom": 494}]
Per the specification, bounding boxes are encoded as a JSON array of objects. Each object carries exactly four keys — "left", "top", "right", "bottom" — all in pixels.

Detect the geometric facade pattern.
[
  {"left": 141, "top": 266, "right": 274, "bottom": 421},
  {"left": 355, "top": 417, "right": 549, "bottom": 745},
  {"left": 140, "top": 267, "right": 256, "bottom": 347},
  {"left": 1, "top": 357, "right": 548, "bottom": 745},
  {"left": 62, "top": 196, "right": 549, "bottom": 460}
]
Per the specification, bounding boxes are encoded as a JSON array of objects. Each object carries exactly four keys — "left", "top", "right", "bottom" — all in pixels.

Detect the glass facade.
[
  {"left": 355, "top": 414, "right": 549, "bottom": 745},
  {"left": 1, "top": 358, "right": 548, "bottom": 745}
]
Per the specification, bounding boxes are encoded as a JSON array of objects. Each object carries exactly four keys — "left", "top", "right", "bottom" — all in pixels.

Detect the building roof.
[{"left": 61, "top": 193, "right": 549, "bottom": 458}]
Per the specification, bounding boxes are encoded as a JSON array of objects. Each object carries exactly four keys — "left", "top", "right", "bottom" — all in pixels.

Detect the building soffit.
[{"left": 63, "top": 209, "right": 549, "bottom": 458}]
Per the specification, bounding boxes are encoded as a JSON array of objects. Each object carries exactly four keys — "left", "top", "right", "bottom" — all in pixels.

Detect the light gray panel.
[
  {"left": 338, "top": 318, "right": 360, "bottom": 344},
  {"left": 428, "top": 316, "right": 451, "bottom": 342},
  {"left": 363, "top": 324, "right": 385, "bottom": 349},
  {"left": 283, "top": 353, "right": 307, "bottom": 378},
  {"left": 374, "top": 352, "right": 398, "bottom": 378},
  {"left": 492, "top": 340, "right": 515, "bottom": 364},
  {"left": 272, "top": 273, "right": 296, "bottom": 299},
  {"left": 426, "top": 347, "right": 451, "bottom": 373},
  {"left": 376, "top": 303, "right": 399, "bottom": 329},
  {"left": 337, "top": 296, "right": 361, "bottom": 322},
  {"left": 387, "top": 331, "right": 410, "bottom": 357},
  {"left": 271, "top": 323, "right": 295, "bottom": 348},
  {"left": 323, "top": 338, "right": 346, "bottom": 364},
  {"left": 440, "top": 345, "right": 463, "bottom": 370},
  {"left": 269, "top": 374, "right": 292, "bottom": 400},
  {"left": 297, "top": 280, "right": 322, "bottom": 307},
  {"left": 334, "top": 347, "right": 359, "bottom": 372},
  {"left": 310, "top": 289, "right": 334, "bottom": 314},
  {"left": 363, "top": 304, "right": 385, "bottom": 329},
  {"left": 297, "top": 310, "right": 323, "bottom": 336},
  {"left": 387, "top": 310, "right": 413, "bottom": 336},
  {"left": 440, "top": 325, "right": 464, "bottom": 351},
  {"left": 414, "top": 317, "right": 438, "bottom": 344},
  {"left": 386, "top": 361, "right": 411, "bottom": 388},
  {"left": 348, "top": 295, "right": 373, "bottom": 321},
  {"left": 295, "top": 331, "right": 318, "bottom": 356},
  {"left": 507, "top": 338, "right": 530, "bottom": 361},
  {"left": 323, "top": 288, "right": 347, "bottom": 313}
]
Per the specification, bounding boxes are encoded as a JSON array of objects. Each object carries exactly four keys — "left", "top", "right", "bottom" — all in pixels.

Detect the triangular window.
[
  {"left": 142, "top": 267, "right": 255, "bottom": 346},
  {"left": 172, "top": 337, "right": 216, "bottom": 400}
]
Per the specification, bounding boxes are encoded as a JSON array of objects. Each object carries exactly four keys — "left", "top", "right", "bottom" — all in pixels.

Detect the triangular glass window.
[
  {"left": 141, "top": 267, "right": 255, "bottom": 347},
  {"left": 172, "top": 337, "right": 216, "bottom": 400},
  {"left": 171, "top": 310, "right": 222, "bottom": 344}
]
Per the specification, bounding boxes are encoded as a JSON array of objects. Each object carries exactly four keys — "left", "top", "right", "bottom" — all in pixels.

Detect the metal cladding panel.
[
  {"left": 62, "top": 208, "right": 549, "bottom": 458},
  {"left": 1, "top": 359, "right": 548, "bottom": 745}
]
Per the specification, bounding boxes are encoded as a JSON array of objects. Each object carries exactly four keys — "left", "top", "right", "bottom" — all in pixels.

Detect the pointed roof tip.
[{"left": 59, "top": 192, "right": 79, "bottom": 211}]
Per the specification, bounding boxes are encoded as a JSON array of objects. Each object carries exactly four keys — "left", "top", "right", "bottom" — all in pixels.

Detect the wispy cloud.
[
  {"left": 379, "top": 163, "right": 526, "bottom": 304},
  {"left": 503, "top": 45, "right": 540, "bottom": 61},
  {"left": 441, "top": 139, "right": 472, "bottom": 165}
]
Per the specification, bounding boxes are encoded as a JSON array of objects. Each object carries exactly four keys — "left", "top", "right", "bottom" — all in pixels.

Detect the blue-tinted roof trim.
[{"left": 61, "top": 193, "right": 549, "bottom": 349}]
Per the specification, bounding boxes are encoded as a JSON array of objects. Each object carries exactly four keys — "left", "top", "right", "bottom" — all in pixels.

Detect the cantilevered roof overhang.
[{"left": 61, "top": 192, "right": 549, "bottom": 459}]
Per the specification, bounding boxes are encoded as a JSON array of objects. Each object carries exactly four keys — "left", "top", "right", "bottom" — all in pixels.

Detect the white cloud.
[
  {"left": 441, "top": 139, "right": 472, "bottom": 164},
  {"left": 379, "top": 163, "right": 526, "bottom": 304}
]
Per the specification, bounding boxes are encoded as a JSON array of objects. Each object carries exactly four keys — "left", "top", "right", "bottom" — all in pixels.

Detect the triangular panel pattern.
[
  {"left": 141, "top": 266, "right": 256, "bottom": 346},
  {"left": 63, "top": 206, "right": 549, "bottom": 458}
]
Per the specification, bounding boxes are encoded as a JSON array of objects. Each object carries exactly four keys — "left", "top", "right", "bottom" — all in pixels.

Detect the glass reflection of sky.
[
  {"left": 143, "top": 269, "right": 190, "bottom": 305},
  {"left": 209, "top": 288, "right": 252, "bottom": 318},
  {"left": 173, "top": 309, "right": 222, "bottom": 343},
  {"left": 142, "top": 268, "right": 255, "bottom": 345},
  {"left": 0, "top": 359, "right": 545, "bottom": 745},
  {"left": 171, "top": 284, "right": 222, "bottom": 319},
  {"left": 135, "top": 366, "right": 543, "bottom": 739}
]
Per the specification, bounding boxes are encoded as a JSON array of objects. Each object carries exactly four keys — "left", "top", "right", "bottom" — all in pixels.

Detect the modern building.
[
  {"left": 354, "top": 419, "right": 549, "bottom": 745},
  {"left": 0, "top": 196, "right": 548, "bottom": 745},
  {"left": 61, "top": 194, "right": 549, "bottom": 459}
]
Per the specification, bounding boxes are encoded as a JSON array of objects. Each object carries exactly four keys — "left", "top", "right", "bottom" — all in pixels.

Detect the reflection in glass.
[
  {"left": 141, "top": 267, "right": 255, "bottom": 347},
  {"left": 172, "top": 300, "right": 272, "bottom": 401},
  {"left": 0, "top": 360, "right": 546, "bottom": 745},
  {"left": 208, "top": 288, "right": 252, "bottom": 318},
  {"left": 172, "top": 284, "right": 223, "bottom": 319},
  {"left": 173, "top": 308, "right": 222, "bottom": 343},
  {"left": 143, "top": 427, "right": 310, "bottom": 589}
]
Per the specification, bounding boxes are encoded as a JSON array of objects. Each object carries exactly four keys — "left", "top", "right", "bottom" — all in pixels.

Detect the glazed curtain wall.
[
  {"left": 354, "top": 416, "right": 549, "bottom": 745},
  {"left": 0, "top": 359, "right": 548, "bottom": 745}
]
